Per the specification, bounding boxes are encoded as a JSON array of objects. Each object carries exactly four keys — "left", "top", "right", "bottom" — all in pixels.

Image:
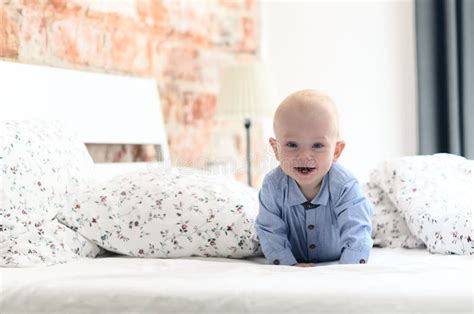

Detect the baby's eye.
[
  {"left": 286, "top": 142, "right": 297, "bottom": 148},
  {"left": 312, "top": 143, "right": 324, "bottom": 149}
]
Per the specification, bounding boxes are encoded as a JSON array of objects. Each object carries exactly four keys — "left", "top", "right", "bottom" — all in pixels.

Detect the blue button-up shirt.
[{"left": 255, "top": 163, "right": 373, "bottom": 265}]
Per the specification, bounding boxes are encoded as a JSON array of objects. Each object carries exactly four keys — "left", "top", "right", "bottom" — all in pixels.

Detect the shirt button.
[
  {"left": 308, "top": 224, "right": 315, "bottom": 230},
  {"left": 309, "top": 244, "right": 316, "bottom": 250},
  {"left": 359, "top": 259, "right": 366, "bottom": 264},
  {"left": 273, "top": 259, "right": 280, "bottom": 265},
  {"left": 304, "top": 203, "right": 313, "bottom": 209}
]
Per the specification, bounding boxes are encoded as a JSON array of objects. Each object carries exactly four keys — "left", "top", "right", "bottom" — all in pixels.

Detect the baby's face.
[{"left": 270, "top": 101, "right": 344, "bottom": 191}]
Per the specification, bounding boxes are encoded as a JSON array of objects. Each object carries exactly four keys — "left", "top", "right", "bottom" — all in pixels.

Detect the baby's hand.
[{"left": 294, "top": 263, "right": 316, "bottom": 267}]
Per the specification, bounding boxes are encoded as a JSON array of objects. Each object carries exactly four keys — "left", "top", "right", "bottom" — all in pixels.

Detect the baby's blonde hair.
[{"left": 273, "top": 89, "right": 341, "bottom": 140}]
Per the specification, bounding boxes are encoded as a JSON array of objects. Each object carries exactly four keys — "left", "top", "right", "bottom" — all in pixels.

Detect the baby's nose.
[{"left": 298, "top": 150, "right": 314, "bottom": 161}]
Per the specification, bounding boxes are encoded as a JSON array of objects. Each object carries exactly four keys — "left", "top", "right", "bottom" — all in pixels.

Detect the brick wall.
[{"left": 0, "top": 0, "right": 262, "bottom": 183}]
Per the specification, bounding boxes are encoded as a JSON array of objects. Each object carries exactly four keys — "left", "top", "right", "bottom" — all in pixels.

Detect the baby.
[{"left": 255, "top": 89, "right": 373, "bottom": 266}]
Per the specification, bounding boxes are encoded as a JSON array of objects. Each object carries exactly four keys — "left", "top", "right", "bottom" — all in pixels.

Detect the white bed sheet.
[
  {"left": 92, "top": 162, "right": 168, "bottom": 182},
  {"left": 1, "top": 248, "right": 472, "bottom": 313}
]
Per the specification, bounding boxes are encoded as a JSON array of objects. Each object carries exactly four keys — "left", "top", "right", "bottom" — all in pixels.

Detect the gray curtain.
[{"left": 415, "top": 0, "right": 474, "bottom": 158}]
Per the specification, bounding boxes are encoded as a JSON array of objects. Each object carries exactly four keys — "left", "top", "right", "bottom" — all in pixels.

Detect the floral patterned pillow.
[
  {"left": 2, "top": 221, "right": 101, "bottom": 267},
  {"left": 376, "top": 154, "right": 473, "bottom": 255},
  {"left": 366, "top": 154, "right": 473, "bottom": 255},
  {"left": 0, "top": 121, "right": 100, "bottom": 267},
  {"left": 362, "top": 182, "right": 425, "bottom": 249},
  {"left": 58, "top": 167, "right": 262, "bottom": 258}
]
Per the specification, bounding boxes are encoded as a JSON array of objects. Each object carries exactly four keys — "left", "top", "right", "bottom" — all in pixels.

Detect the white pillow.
[
  {"left": 58, "top": 167, "right": 261, "bottom": 258},
  {"left": 367, "top": 154, "right": 473, "bottom": 255},
  {"left": 362, "top": 182, "right": 425, "bottom": 249},
  {"left": 1, "top": 221, "right": 100, "bottom": 267},
  {"left": 0, "top": 121, "right": 100, "bottom": 267}
]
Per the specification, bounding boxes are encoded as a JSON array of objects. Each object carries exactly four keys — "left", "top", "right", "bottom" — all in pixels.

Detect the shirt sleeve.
[
  {"left": 255, "top": 176, "right": 297, "bottom": 266},
  {"left": 334, "top": 180, "right": 374, "bottom": 264}
]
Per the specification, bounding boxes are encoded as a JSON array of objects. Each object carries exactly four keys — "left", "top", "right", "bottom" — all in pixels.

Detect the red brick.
[
  {"left": 80, "top": 0, "right": 137, "bottom": 20},
  {"left": 49, "top": 17, "right": 109, "bottom": 68},
  {"left": 218, "top": 0, "right": 255, "bottom": 11},
  {"left": 245, "top": 0, "right": 255, "bottom": 10},
  {"left": 167, "top": 124, "right": 214, "bottom": 168},
  {"left": 17, "top": 0, "right": 43, "bottom": 8},
  {"left": 45, "top": 0, "right": 83, "bottom": 16},
  {"left": 99, "top": 12, "right": 136, "bottom": 32},
  {"left": 183, "top": 91, "right": 217, "bottom": 122},
  {"left": 166, "top": 5, "right": 213, "bottom": 46},
  {"left": 17, "top": 8, "right": 48, "bottom": 62},
  {"left": 210, "top": 14, "right": 241, "bottom": 50},
  {"left": 239, "top": 16, "right": 256, "bottom": 52},
  {"left": 159, "top": 82, "right": 186, "bottom": 125},
  {"left": 0, "top": 7, "right": 19, "bottom": 59},
  {"left": 49, "top": 19, "right": 80, "bottom": 64},
  {"left": 218, "top": 0, "right": 245, "bottom": 10},
  {"left": 136, "top": 0, "right": 169, "bottom": 30},
  {"left": 109, "top": 26, "right": 153, "bottom": 76},
  {"left": 160, "top": 84, "right": 217, "bottom": 124},
  {"left": 161, "top": 43, "right": 200, "bottom": 81}
]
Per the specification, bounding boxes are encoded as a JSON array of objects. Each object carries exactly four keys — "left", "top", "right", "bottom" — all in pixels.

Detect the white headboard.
[{"left": 0, "top": 60, "right": 169, "bottom": 159}]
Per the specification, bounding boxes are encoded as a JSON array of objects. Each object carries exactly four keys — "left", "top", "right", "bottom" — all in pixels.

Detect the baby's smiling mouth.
[{"left": 294, "top": 167, "right": 316, "bottom": 174}]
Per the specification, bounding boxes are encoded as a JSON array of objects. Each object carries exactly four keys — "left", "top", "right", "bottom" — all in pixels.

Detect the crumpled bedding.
[
  {"left": 364, "top": 153, "right": 473, "bottom": 255},
  {"left": 0, "top": 121, "right": 100, "bottom": 268},
  {"left": 3, "top": 120, "right": 472, "bottom": 269}
]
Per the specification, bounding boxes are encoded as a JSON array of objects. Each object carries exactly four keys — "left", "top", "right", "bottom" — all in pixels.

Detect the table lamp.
[{"left": 216, "top": 62, "right": 275, "bottom": 186}]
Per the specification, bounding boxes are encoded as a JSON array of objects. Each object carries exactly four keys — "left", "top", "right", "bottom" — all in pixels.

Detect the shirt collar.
[{"left": 287, "top": 172, "right": 329, "bottom": 207}]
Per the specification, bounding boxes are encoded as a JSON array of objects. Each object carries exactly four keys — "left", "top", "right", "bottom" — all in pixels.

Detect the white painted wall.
[{"left": 259, "top": 0, "right": 418, "bottom": 181}]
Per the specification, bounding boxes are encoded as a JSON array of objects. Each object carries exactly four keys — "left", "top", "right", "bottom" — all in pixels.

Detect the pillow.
[
  {"left": 362, "top": 182, "right": 425, "bottom": 249},
  {"left": 0, "top": 121, "right": 100, "bottom": 267},
  {"left": 1, "top": 221, "right": 100, "bottom": 267},
  {"left": 376, "top": 154, "right": 473, "bottom": 255},
  {"left": 58, "top": 166, "right": 262, "bottom": 258},
  {"left": 366, "top": 154, "right": 473, "bottom": 255}
]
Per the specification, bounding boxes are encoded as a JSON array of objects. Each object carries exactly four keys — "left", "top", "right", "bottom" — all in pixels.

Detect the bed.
[
  {"left": 0, "top": 61, "right": 472, "bottom": 314},
  {"left": 1, "top": 248, "right": 472, "bottom": 313}
]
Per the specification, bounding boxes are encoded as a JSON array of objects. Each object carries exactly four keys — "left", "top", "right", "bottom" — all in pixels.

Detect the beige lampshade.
[{"left": 216, "top": 62, "right": 275, "bottom": 119}]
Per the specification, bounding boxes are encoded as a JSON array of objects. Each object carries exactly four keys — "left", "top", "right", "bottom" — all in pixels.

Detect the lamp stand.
[{"left": 244, "top": 118, "right": 252, "bottom": 187}]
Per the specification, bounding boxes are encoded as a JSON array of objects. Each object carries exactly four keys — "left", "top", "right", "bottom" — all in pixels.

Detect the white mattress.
[{"left": 1, "top": 248, "right": 472, "bottom": 313}]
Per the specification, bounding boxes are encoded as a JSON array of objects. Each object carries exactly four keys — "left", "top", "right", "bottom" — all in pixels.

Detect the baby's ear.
[
  {"left": 333, "top": 141, "right": 345, "bottom": 162},
  {"left": 269, "top": 138, "right": 280, "bottom": 161}
]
